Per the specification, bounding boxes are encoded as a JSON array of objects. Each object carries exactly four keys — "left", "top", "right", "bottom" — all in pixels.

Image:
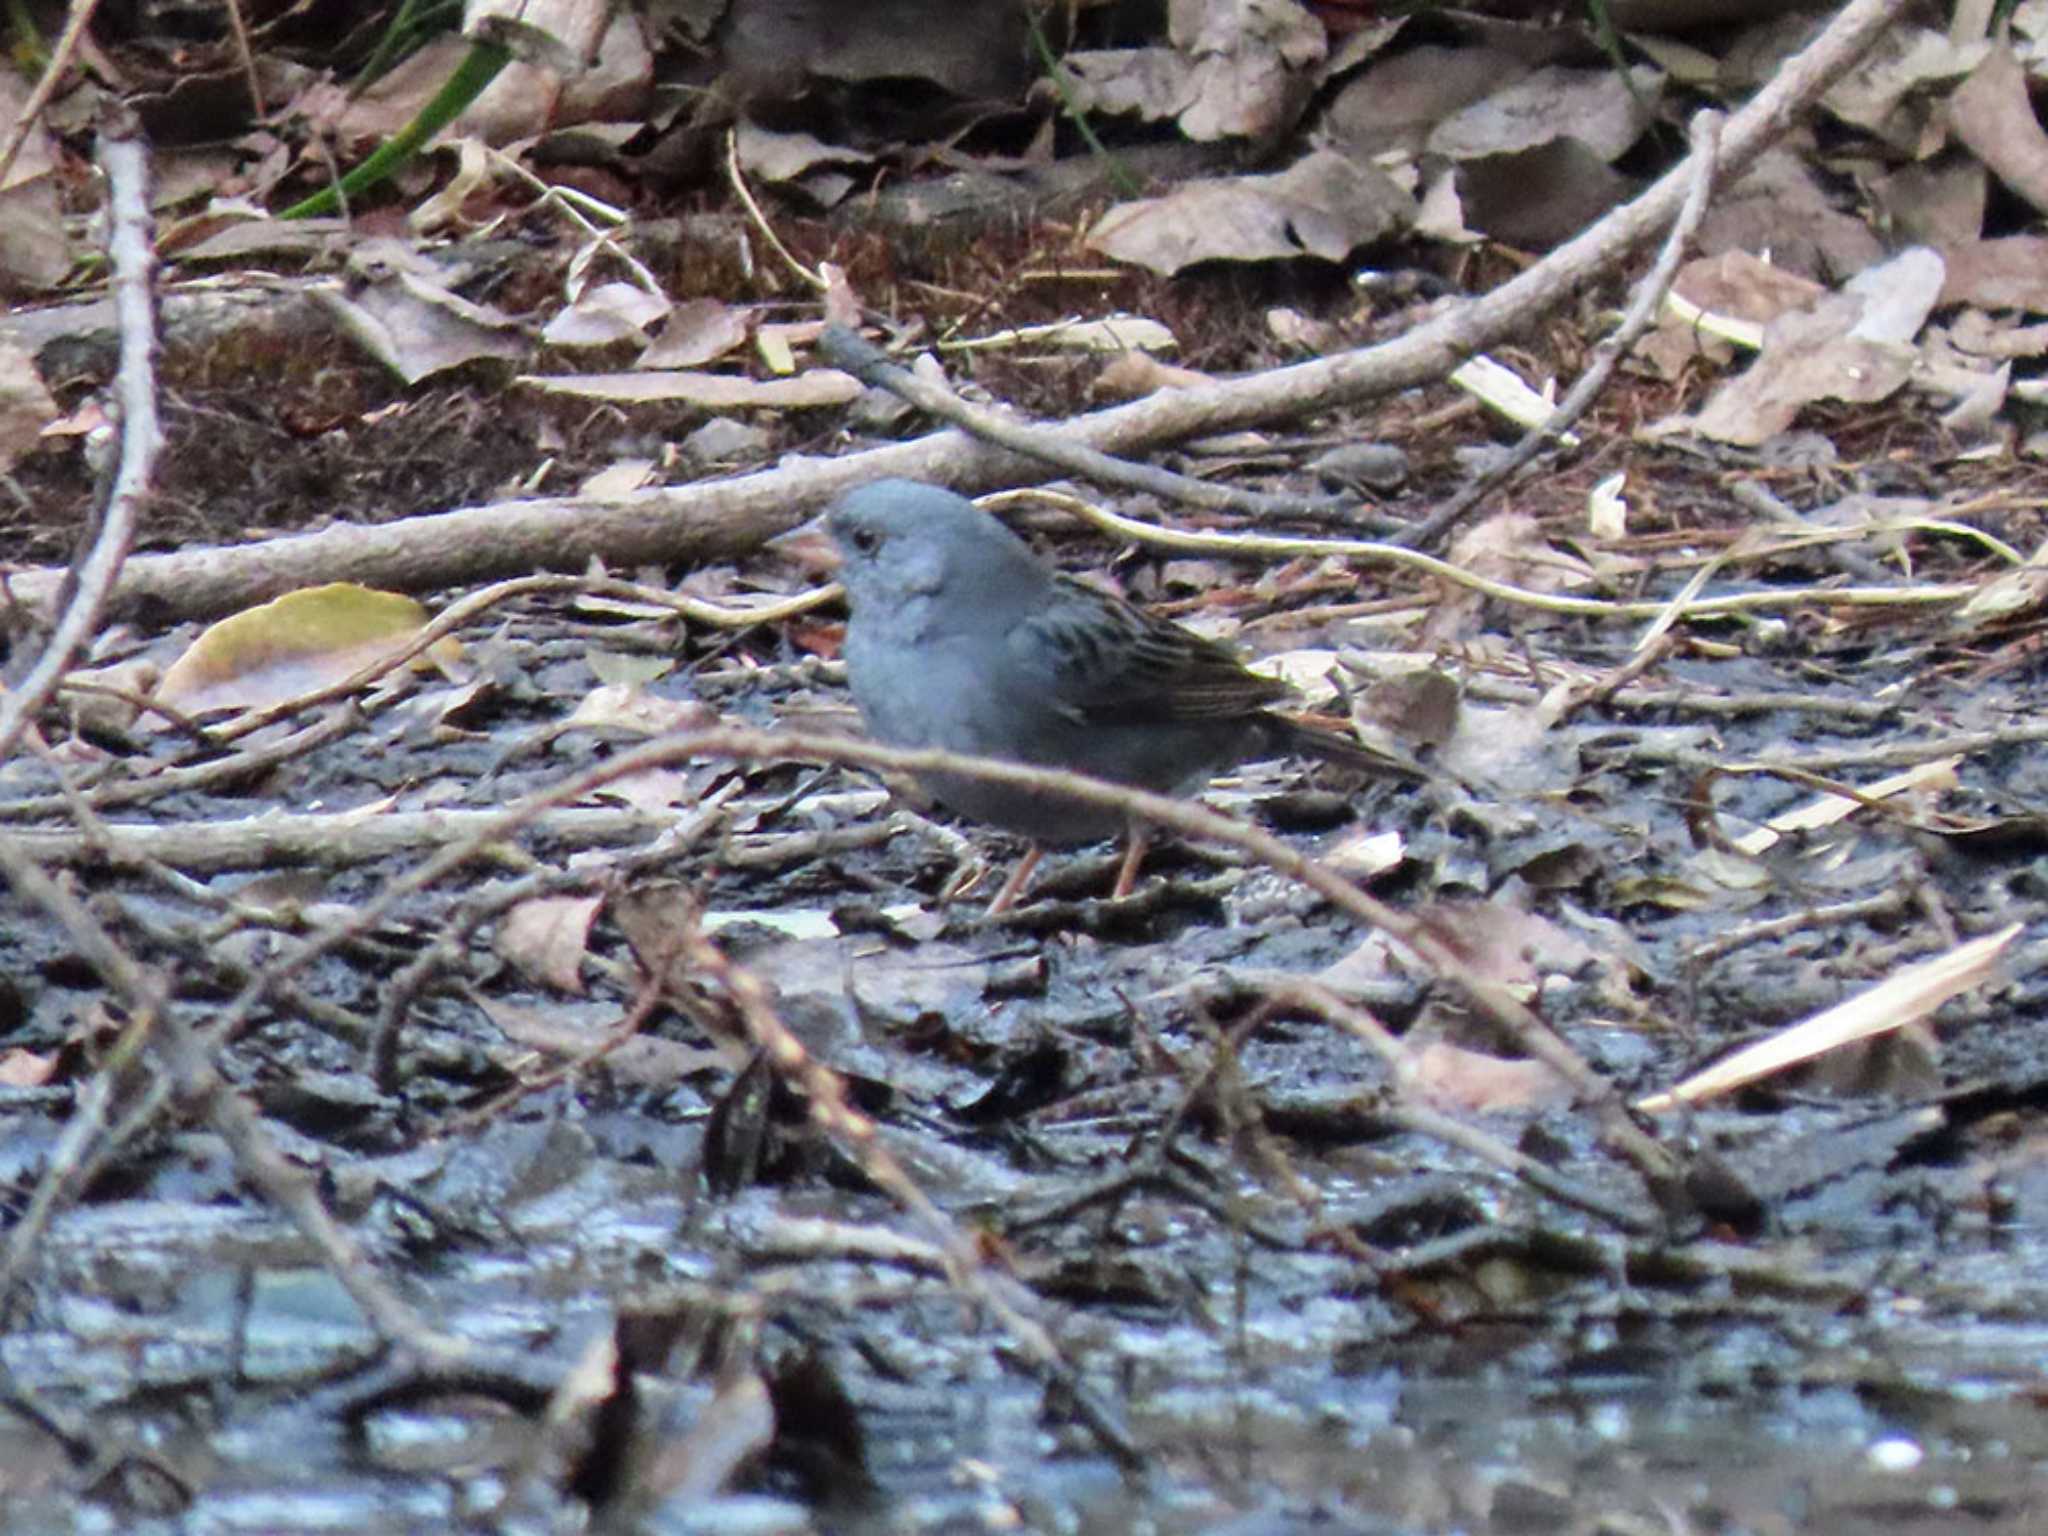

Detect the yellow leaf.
[{"left": 153, "top": 583, "right": 458, "bottom": 716}]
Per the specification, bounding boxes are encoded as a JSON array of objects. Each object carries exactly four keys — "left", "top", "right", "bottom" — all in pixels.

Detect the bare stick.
[
  {"left": 0, "top": 0, "right": 1917, "bottom": 628},
  {"left": 0, "top": 0, "right": 103, "bottom": 191},
  {"left": 1398, "top": 110, "right": 1724, "bottom": 551},
  {"left": 0, "top": 834, "right": 465, "bottom": 1362},
  {"left": 0, "top": 100, "right": 160, "bottom": 767},
  {"left": 1275, "top": 980, "right": 1652, "bottom": 1234},
  {"left": 208, "top": 726, "right": 1686, "bottom": 1208},
  {"left": 818, "top": 324, "right": 1383, "bottom": 529}
]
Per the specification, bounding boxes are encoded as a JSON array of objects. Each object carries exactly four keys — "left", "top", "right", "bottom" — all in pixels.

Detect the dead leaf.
[
  {"left": 1089, "top": 148, "right": 1413, "bottom": 275},
  {"left": 732, "top": 120, "right": 873, "bottom": 183},
  {"left": 153, "top": 584, "right": 459, "bottom": 718},
  {"left": 1650, "top": 247, "right": 1944, "bottom": 446},
  {"left": 0, "top": 1048, "right": 58, "bottom": 1087},
  {"left": 317, "top": 240, "right": 527, "bottom": 384},
  {"left": 1940, "top": 236, "right": 2048, "bottom": 311},
  {"left": 1324, "top": 45, "right": 1527, "bottom": 159},
  {"left": 1693, "top": 145, "right": 1887, "bottom": 282},
  {"left": 1090, "top": 352, "right": 1212, "bottom": 398},
  {"left": 1431, "top": 64, "right": 1661, "bottom": 163},
  {"left": 1455, "top": 140, "right": 1636, "bottom": 249},
  {"left": 1170, "top": 0, "right": 1326, "bottom": 142},
  {"left": 1638, "top": 924, "right": 2021, "bottom": 1112},
  {"left": 638, "top": 298, "right": 753, "bottom": 369},
  {"left": 0, "top": 70, "right": 72, "bottom": 288},
  {"left": 542, "top": 280, "right": 671, "bottom": 348},
  {"left": 1410, "top": 1041, "right": 1575, "bottom": 1113},
  {"left": 564, "top": 684, "right": 716, "bottom": 737},
  {"left": 518, "top": 371, "right": 863, "bottom": 407},
  {"left": 498, "top": 895, "right": 603, "bottom": 994},
  {"left": 0, "top": 339, "right": 57, "bottom": 475}
]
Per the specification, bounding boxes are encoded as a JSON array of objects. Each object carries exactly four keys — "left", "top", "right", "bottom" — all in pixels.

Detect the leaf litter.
[{"left": 7, "top": 1, "right": 2048, "bottom": 1532}]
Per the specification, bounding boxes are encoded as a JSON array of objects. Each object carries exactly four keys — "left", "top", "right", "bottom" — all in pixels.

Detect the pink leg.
[
  {"left": 987, "top": 844, "right": 1044, "bottom": 915},
  {"left": 1110, "top": 828, "right": 1151, "bottom": 900}
]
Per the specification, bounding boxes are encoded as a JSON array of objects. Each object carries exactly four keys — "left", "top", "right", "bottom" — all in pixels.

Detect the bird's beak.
[{"left": 766, "top": 514, "right": 842, "bottom": 575}]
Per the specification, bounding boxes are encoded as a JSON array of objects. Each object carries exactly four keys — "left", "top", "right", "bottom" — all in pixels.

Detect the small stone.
[
  {"left": 681, "top": 417, "right": 772, "bottom": 464},
  {"left": 1310, "top": 442, "right": 1410, "bottom": 491}
]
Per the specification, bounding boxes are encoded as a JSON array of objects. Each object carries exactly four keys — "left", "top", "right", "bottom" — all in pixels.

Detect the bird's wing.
[{"left": 1013, "top": 576, "right": 1291, "bottom": 725}]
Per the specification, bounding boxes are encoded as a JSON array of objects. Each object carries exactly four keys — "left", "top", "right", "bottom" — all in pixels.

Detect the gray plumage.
[{"left": 828, "top": 479, "right": 1405, "bottom": 846}]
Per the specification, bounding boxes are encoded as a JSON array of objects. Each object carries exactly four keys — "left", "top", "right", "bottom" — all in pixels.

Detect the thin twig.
[
  {"left": 0, "top": 834, "right": 465, "bottom": 1362},
  {"left": 0, "top": 100, "right": 160, "bottom": 767},
  {"left": 989, "top": 485, "right": 1974, "bottom": 622},
  {"left": 1274, "top": 980, "right": 1653, "bottom": 1235},
  {"left": 818, "top": 324, "right": 1380, "bottom": 529},
  {"left": 209, "top": 726, "right": 1687, "bottom": 1209},
  {"left": 1399, "top": 110, "right": 1724, "bottom": 551},
  {"left": 0, "top": 0, "right": 102, "bottom": 192}
]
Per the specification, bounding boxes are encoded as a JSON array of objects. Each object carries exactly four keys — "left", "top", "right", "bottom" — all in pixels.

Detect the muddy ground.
[{"left": 6, "top": 268, "right": 2048, "bottom": 1532}]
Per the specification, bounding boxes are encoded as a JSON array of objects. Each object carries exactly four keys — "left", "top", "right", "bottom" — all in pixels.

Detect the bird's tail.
[{"left": 1261, "top": 714, "right": 1437, "bottom": 783}]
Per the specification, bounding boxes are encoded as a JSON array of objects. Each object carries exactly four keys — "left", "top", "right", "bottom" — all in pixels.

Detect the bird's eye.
[{"left": 849, "top": 527, "right": 880, "bottom": 555}]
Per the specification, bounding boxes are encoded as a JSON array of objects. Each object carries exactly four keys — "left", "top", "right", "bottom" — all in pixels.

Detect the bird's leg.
[
  {"left": 986, "top": 844, "right": 1044, "bottom": 915},
  {"left": 1110, "top": 827, "right": 1152, "bottom": 900}
]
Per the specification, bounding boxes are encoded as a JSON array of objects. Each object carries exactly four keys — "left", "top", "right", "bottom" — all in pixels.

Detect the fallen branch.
[{"left": 0, "top": 0, "right": 1913, "bottom": 628}]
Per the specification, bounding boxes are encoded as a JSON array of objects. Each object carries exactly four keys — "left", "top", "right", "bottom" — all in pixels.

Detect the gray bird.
[{"left": 827, "top": 478, "right": 1415, "bottom": 910}]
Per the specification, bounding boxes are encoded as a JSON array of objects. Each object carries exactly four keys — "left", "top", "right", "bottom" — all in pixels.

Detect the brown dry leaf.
[
  {"left": 1428, "top": 64, "right": 1661, "bottom": 164},
  {"left": 732, "top": 120, "right": 872, "bottom": 185},
  {"left": 542, "top": 280, "right": 671, "bottom": 349},
  {"left": 1171, "top": 0, "right": 1327, "bottom": 142},
  {"left": 1454, "top": 140, "right": 1636, "bottom": 249},
  {"left": 316, "top": 36, "right": 558, "bottom": 146},
  {"left": 1954, "top": 546, "right": 2048, "bottom": 630},
  {"left": 1409, "top": 1041, "right": 1575, "bottom": 1114},
  {"left": 1090, "top": 351, "right": 1212, "bottom": 398},
  {"left": 479, "top": 995, "right": 726, "bottom": 1082},
  {"left": 1358, "top": 668, "right": 1461, "bottom": 750},
  {"left": 0, "top": 1048, "right": 59, "bottom": 1088},
  {"left": 1947, "top": 309, "right": 2048, "bottom": 361},
  {"left": 596, "top": 765, "right": 698, "bottom": 815},
  {"left": 1088, "top": 147, "right": 1412, "bottom": 275},
  {"left": 1692, "top": 145, "right": 1887, "bottom": 282},
  {"left": 1650, "top": 247, "right": 1944, "bottom": 446},
  {"left": 1054, "top": 46, "right": 1200, "bottom": 124},
  {"left": 497, "top": 895, "right": 603, "bottom": 995},
  {"left": 578, "top": 459, "right": 660, "bottom": 497},
  {"left": 564, "top": 683, "right": 716, "bottom": 737},
  {"left": 1318, "top": 897, "right": 1601, "bottom": 1000},
  {"left": 1941, "top": 236, "right": 2048, "bottom": 311},
  {"left": 519, "top": 370, "right": 862, "bottom": 408},
  {"left": 1323, "top": 45, "right": 1527, "bottom": 160},
  {"left": 1421, "top": 898, "right": 1601, "bottom": 996},
  {"left": 1054, "top": 0, "right": 1323, "bottom": 142},
  {"left": 1419, "top": 512, "right": 1585, "bottom": 646},
  {"left": 1437, "top": 699, "right": 1566, "bottom": 789},
  {"left": 1870, "top": 156, "right": 1987, "bottom": 250},
  {"left": 0, "top": 339, "right": 57, "bottom": 476},
  {"left": 316, "top": 240, "right": 527, "bottom": 384},
  {"left": 638, "top": 298, "right": 753, "bottom": 369},
  {"left": 153, "top": 584, "right": 460, "bottom": 718},
  {"left": 1945, "top": 43, "right": 2048, "bottom": 214},
  {"left": 555, "top": 9, "right": 656, "bottom": 123},
  {"left": 1320, "top": 826, "right": 1405, "bottom": 882},
  {"left": 0, "top": 70, "right": 74, "bottom": 288},
  {"left": 1673, "top": 249, "right": 1828, "bottom": 329},
  {"left": 1266, "top": 306, "right": 1343, "bottom": 352},
  {"left": 1822, "top": 22, "right": 1980, "bottom": 149}
]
